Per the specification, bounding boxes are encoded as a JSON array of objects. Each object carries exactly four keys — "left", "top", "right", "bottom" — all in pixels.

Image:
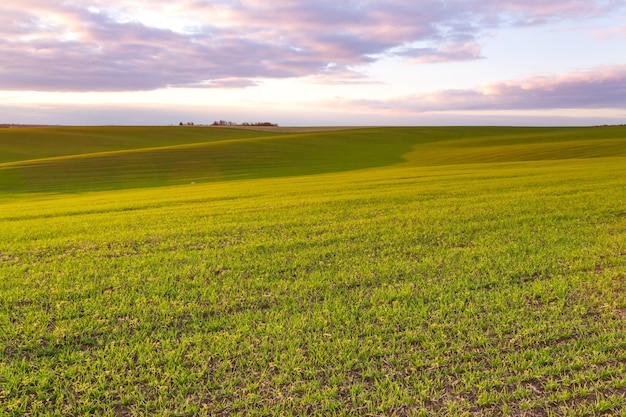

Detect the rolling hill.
[{"left": 2, "top": 125, "right": 626, "bottom": 194}]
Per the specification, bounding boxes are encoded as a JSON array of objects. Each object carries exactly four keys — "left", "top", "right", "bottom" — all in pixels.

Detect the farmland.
[{"left": 1, "top": 126, "right": 625, "bottom": 415}]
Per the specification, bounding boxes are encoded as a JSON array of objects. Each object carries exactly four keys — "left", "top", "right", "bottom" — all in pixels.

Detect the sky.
[{"left": 1, "top": 0, "right": 626, "bottom": 126}]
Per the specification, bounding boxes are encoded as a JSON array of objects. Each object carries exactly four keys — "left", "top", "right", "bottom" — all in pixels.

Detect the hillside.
[{"left": 1, "top": 126, "right": 626, "bottom": 194}]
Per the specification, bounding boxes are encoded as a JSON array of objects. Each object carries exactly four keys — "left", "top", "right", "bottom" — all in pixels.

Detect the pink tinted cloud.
[
  {"left": 347, "top": 65, "right": 626, "bottom": 113},
  {"left": 591, "top": 25, "right": 626, "bottom": 40},
  {"left": 0, "top": 0, "right": 623, "bottom": 91}
]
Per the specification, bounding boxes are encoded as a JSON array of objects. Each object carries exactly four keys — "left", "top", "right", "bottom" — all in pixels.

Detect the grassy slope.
[
  {"left": 0, "top": 126, "right": 284, "bottom": 164},
  {"left": 403, "top": 126, "right": 626, "bottom": 166},
  {"left": 0, "top": 127, "right": 419, "bottom": 193},
  {"left": 0, "top": 126, "right": 625, "bottom": 415},
  {"left": 2, "top": 126, "right": 626, "bottom": 194}
]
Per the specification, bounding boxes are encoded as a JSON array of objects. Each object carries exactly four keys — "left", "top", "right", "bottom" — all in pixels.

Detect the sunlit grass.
[{"left": 1, "top": 126, "right": 625, "bottom": 415}]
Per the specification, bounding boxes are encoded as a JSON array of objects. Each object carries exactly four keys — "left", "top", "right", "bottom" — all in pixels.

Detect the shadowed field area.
[{"left": 2, "top": 126, "right": 626, "bottom": 194}]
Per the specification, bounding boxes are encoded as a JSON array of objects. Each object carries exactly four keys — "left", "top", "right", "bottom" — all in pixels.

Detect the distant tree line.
[
  {"left": 177, "top": 120, "right": 278, "bottom": 127},
  {"left": 211, "top": 120, "right": 278, "bottom": 127}
]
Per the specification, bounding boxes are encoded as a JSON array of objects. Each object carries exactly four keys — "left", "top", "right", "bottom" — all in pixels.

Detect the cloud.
[
  {"left": 590, "top": 24, "right": 626, "bottom": 40},
  {"left": 305, "top": 65, "right": 383, "bottom": 85},
  {"left": 399, "top": 43, "right": 484, "bottom": 64},
  {"left": 186, "top": 78, "right": 261, "bottom": 89},
  {"left": 0, "top": 0, "right": 623, "bottom": 91},
  {"left": 344, "top": 65, "right": 626, "bottom": 113}
]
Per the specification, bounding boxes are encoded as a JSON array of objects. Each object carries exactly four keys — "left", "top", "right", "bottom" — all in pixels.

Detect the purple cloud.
[
  {"left": 306, "top": 64, "right": 383, "bottom": 85},
  {"left": 0, "top": 0, "right": 623, "bottom": 91},
  {"left": 398, "top": 43, "right": 484, "bottom": 63},
  {"left": 343, "top": 65, "right": 626, "bottom": 112}
]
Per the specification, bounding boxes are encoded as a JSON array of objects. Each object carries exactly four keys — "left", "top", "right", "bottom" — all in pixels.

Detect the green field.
[{"left": 1, "top": 126, "right": 625, "bottom": 415}]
